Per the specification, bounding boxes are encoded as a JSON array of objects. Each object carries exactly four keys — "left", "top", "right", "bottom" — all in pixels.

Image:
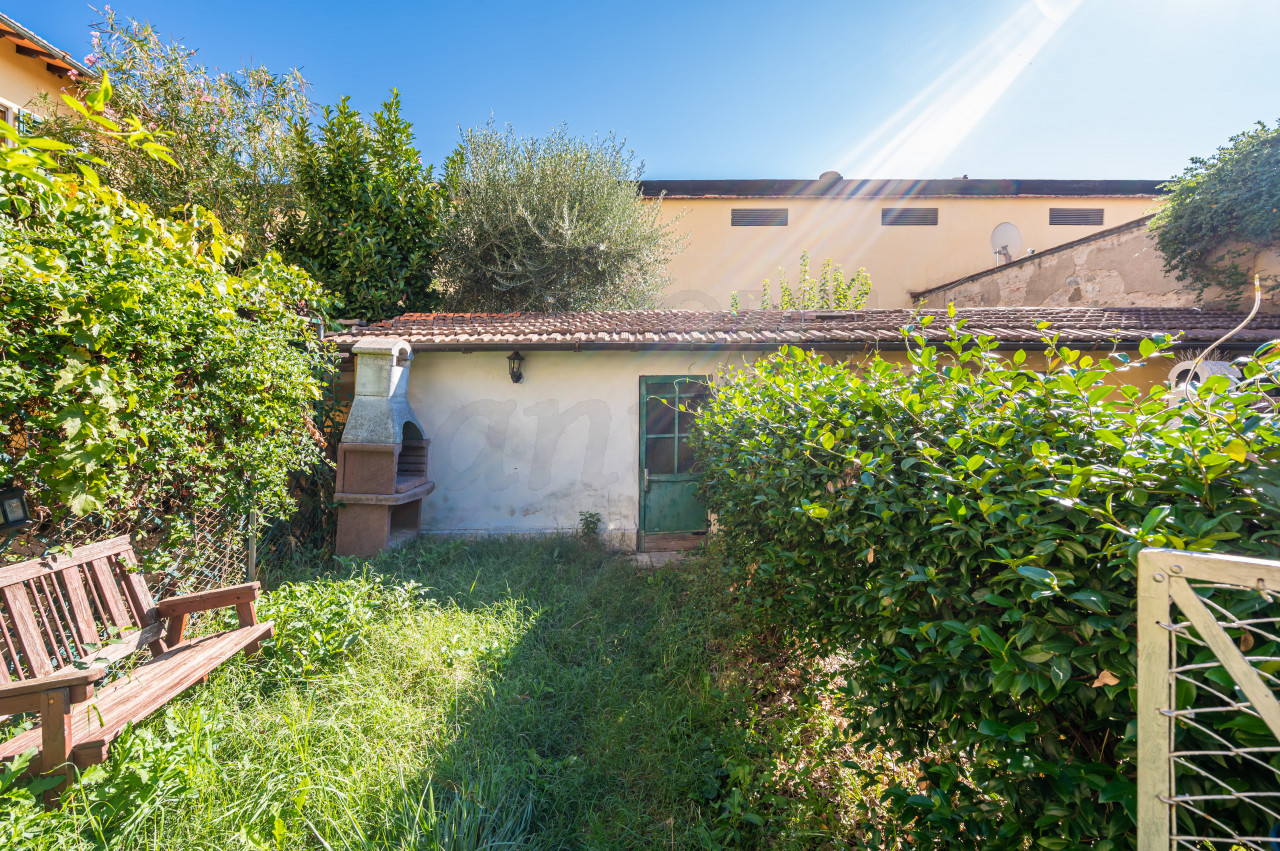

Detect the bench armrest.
[
  {"left": 0, "top": 666, "right": 108, "bottom": 708},
  {"left": 156, "top": 582, "right": 261, "bottom": 619},
  {"left": 157, "top": 582, "right": 263, "bottom": 648}
]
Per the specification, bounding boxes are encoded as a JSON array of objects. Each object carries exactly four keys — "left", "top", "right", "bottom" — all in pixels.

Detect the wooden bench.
[{"left": 0, "top": 535, "right": 273, "bottom": 799}]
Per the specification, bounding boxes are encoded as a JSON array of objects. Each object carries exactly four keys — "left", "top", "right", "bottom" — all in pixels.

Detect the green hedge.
[
  {"left": 693, "top": 319, "right": 1280, "bottom": 849},
  {"left": 0, "top": 92, "right": 332, "bottom": 545}
]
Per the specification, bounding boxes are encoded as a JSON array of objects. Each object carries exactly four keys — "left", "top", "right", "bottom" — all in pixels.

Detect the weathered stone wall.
[{"left": 914, "top": 218, "right": 1280, "bottom": 312}]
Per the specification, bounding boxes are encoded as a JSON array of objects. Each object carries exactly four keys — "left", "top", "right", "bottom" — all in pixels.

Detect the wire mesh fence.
[
  {"left": 1, "top": 476, "right": 337, "bottom": 599},
  {"left": 1137, "top": 548, "right": 1280, "bottom": 850}
]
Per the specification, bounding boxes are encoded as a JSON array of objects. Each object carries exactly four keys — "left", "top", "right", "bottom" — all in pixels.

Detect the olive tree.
[{"left": 434, "top": 124, "right": 685, "bottom": 312}]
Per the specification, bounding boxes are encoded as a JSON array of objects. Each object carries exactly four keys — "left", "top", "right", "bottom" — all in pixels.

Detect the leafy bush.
[
  {"left": 41, "top": 10, "right": 312, "bottom": 269},
  {"left": 693, "top": 320, "right": 1280, "bottom": 849},
  {"left": 0, "top": 89, "right": 332, "bottom": 542},
  {"left": 434, "top": 123, "right": 685, "bottom": 312},
  {"left": 281, "top": 92, "right": 449, "bottom": 321},
  {"left": 254, "top": 573, "right": 416, "bottom": 680},
  {"left": 1150, "top": 119, "right": 1280, "bottom": 302}
]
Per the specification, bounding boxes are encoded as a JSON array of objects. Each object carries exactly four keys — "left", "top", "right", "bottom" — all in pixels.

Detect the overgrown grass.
[{"left": 2, "top": 535, "right": 887, "bottom": 849}]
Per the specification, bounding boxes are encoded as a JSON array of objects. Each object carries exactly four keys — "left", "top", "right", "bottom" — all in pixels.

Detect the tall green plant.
[
  {"left": 693, "top": 318, "right": 1280, "bottom": 848},
  {"left": 39, "top": 10, "right": 312, "bottom": 269},
  {"left": 435, "top": 123, "right": 685, "bottom": 312},
  {"left": 732, "top": 251, "right": 872, "bottom": 311},
  {"left": 0, "top": 81, "right": 332, "bottom": 547},
  {"left": 281, "top": 92, "right": 448, "bottom": 321}
]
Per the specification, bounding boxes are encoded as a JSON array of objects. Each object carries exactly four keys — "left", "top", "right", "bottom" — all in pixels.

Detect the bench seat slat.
[
  {"left": 0, "top": 622, "right": 273, "bottom": 763},
  {"left": 78, "top": 622, "right": 165, "bottom": 668}
]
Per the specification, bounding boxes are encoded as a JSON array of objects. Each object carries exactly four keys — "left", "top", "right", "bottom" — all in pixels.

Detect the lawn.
[{"left": 2, "top": 535, "right": 898, "bottom": 850}]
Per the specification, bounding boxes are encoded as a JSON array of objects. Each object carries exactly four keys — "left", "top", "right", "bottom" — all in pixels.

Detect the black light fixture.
[
  {"left": 0, "top": 483, "right": 31, "bottom": 530},
  {"left": 507, "top": 350, "right": 525, "bottom": 384}
]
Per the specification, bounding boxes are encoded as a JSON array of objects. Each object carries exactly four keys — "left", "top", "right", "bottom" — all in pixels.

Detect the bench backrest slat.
[
  {"left": 2, "top": 583, "right": 53, "bottom": 678},
  {"left": 61, "top": 567, "right": 99, "bottom": 651},
  {"left": 87, "top": 558, "right": 130, "bottom": 628},
  {"left": 32, "top": 574, "right": 75, "bottom": 663},
  {"left": 41, "top": 573, "right": 82, "bottom": 659},
  {"left": 0, "top": 536, "right": 159, "bottom": 682}
]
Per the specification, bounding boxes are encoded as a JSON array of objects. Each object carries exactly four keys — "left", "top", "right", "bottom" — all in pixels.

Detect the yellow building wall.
[
  {"left": 654, "top": 195, "right": 1159, "bottom": 310},
  {"left": 0, "top": 44, "right": 77, "bottom": 116}
]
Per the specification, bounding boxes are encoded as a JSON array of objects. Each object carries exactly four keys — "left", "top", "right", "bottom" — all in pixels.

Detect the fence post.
[
  {"left": 1136, "top": 550, "right": 1173, "bottom": 851},
  {"left": 246, "top": 508, "right": 258, "bottom": 583}
]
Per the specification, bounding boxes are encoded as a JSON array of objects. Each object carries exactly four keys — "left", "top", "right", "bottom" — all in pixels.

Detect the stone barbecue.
[{"left": 334, "top": 337, "right": 434, "bottom": 557}]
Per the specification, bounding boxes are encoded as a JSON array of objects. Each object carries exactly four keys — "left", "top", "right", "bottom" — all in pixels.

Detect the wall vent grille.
[
  {"left": 1050, "top": 207, "right": 1104, "bottom": 226},
  {"left": 881, "top": 207, "right": 939, "bottom": 226},
  {"left": 731, "top": 208, "right": 789, "bottom": 227}
]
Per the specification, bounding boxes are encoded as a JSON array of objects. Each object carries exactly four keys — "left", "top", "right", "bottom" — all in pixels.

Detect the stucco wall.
[
  {"left": 654, "top": 195, "right": 1157, "bottom": 311},
  {"left": 405, "top": 349, "right": 762, "bottom": 547},
  {"left": 0, "top": 46, "right": 75, "bottom": 116},
  {"left": 400, "top": 344, "right": 1173, "bottom": 547},
  {"left": 916, "top": 220, "right": 1280, "bottom": 312}
]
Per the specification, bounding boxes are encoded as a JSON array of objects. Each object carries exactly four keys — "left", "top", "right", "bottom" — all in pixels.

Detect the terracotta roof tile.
[{"left": 327, "top": 308, "right": 1280, "bottom": 352}]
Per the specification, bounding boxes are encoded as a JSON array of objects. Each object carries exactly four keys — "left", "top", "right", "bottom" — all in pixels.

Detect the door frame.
[{"left": 638, "top": 374, "right": 710, "bottom": 551}]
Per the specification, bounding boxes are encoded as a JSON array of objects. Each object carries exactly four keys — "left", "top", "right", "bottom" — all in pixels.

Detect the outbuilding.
[{"left": 330, "top": 307, "right": 1280, "bottom": 554}]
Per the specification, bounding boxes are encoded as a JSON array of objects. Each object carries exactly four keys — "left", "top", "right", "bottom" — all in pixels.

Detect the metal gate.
[{"left": 1138, "top": 547, "right": 1280, "bottom": 849}]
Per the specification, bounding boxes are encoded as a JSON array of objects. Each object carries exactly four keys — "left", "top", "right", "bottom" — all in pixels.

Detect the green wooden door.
[{"left": 640, "top": 376, "right": 710, "bottom": 547}]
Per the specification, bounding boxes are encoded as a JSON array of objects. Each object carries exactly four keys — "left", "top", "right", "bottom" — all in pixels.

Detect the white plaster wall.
[{"left": 406, "top": 349, "right": 760, "bottom": 548}]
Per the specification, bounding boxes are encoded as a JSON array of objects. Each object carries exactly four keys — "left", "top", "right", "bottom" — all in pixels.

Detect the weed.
[{"left": 577, "top": 510, "right": 602, "bottom": 541}]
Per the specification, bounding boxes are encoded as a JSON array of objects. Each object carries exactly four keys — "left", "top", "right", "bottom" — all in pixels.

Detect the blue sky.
[{"left": 19, "top": 0, "right": 1280, "bottom": 181}]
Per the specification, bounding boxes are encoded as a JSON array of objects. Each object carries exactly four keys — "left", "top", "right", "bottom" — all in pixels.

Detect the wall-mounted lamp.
[
  {"left": 0, "top": 483, "right": 31, "bottom": 530},
  {"left": 507, "top": 350, "right": 525, "bottom": 384}
]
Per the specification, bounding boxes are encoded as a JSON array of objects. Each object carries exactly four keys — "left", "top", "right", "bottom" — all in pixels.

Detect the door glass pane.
[
  {"left": 645, "top": 394, "right": 677, "bottom": 435},
  {"left": 646, "top": 437, "right": 675, "bottom": 474},
  {"left": 678, "top": 398, "right": 709, "bottom": 435},
  {"left": 677, "top": 379, "right": 709, "bottom": 399},
  {"left": 684, "top": 388, "right": 710, "bottom": 410},
  {"left": 676, "top": 436, "right": 700, "bottom": 473},
  {"left": 677, "top": 382, "right": 710, "bottom": 436},
  {"left": 646, "top": 381, "right": 675, "bottom": 398}
]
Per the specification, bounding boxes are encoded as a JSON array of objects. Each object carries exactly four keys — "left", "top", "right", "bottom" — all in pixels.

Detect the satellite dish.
[
  {"left": 1168, "top": 358, "right": 1240, "bottom": 388},
  {"left": 990, "top": 223, "right": 1023, "bottom": 265}
]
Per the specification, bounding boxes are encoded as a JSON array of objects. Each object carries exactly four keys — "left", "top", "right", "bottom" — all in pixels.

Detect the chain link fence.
[
  {"left": 1, "top": 474, "right": 337, "bottom": 598},
  {"left": 3, "top": 367, "right": 350, "bottom": 595}
]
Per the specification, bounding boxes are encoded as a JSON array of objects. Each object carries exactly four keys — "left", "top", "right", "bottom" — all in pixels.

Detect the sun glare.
[{"left": 835, "top": 0, "right": 1084, "bottom": 179}]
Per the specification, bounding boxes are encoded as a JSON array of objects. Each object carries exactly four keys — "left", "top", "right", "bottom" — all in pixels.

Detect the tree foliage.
[
  {"left": 0, "top": 83, "right": 332, "bottom": 545},
  {"left": 281, "top": 92, "right": 449, "bottom": 321},
  {"left": 39, "top": 10, "right": 312, "bottom": 269},
  {"left": 693, "top": 319, "right": 1280, "bottom": 848},
  {"left": 434, "top": 123, "right": 685, "bottom": 312},
  {"left": 1150, "top": 119, "right": 1280, "bottom": 301}
]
